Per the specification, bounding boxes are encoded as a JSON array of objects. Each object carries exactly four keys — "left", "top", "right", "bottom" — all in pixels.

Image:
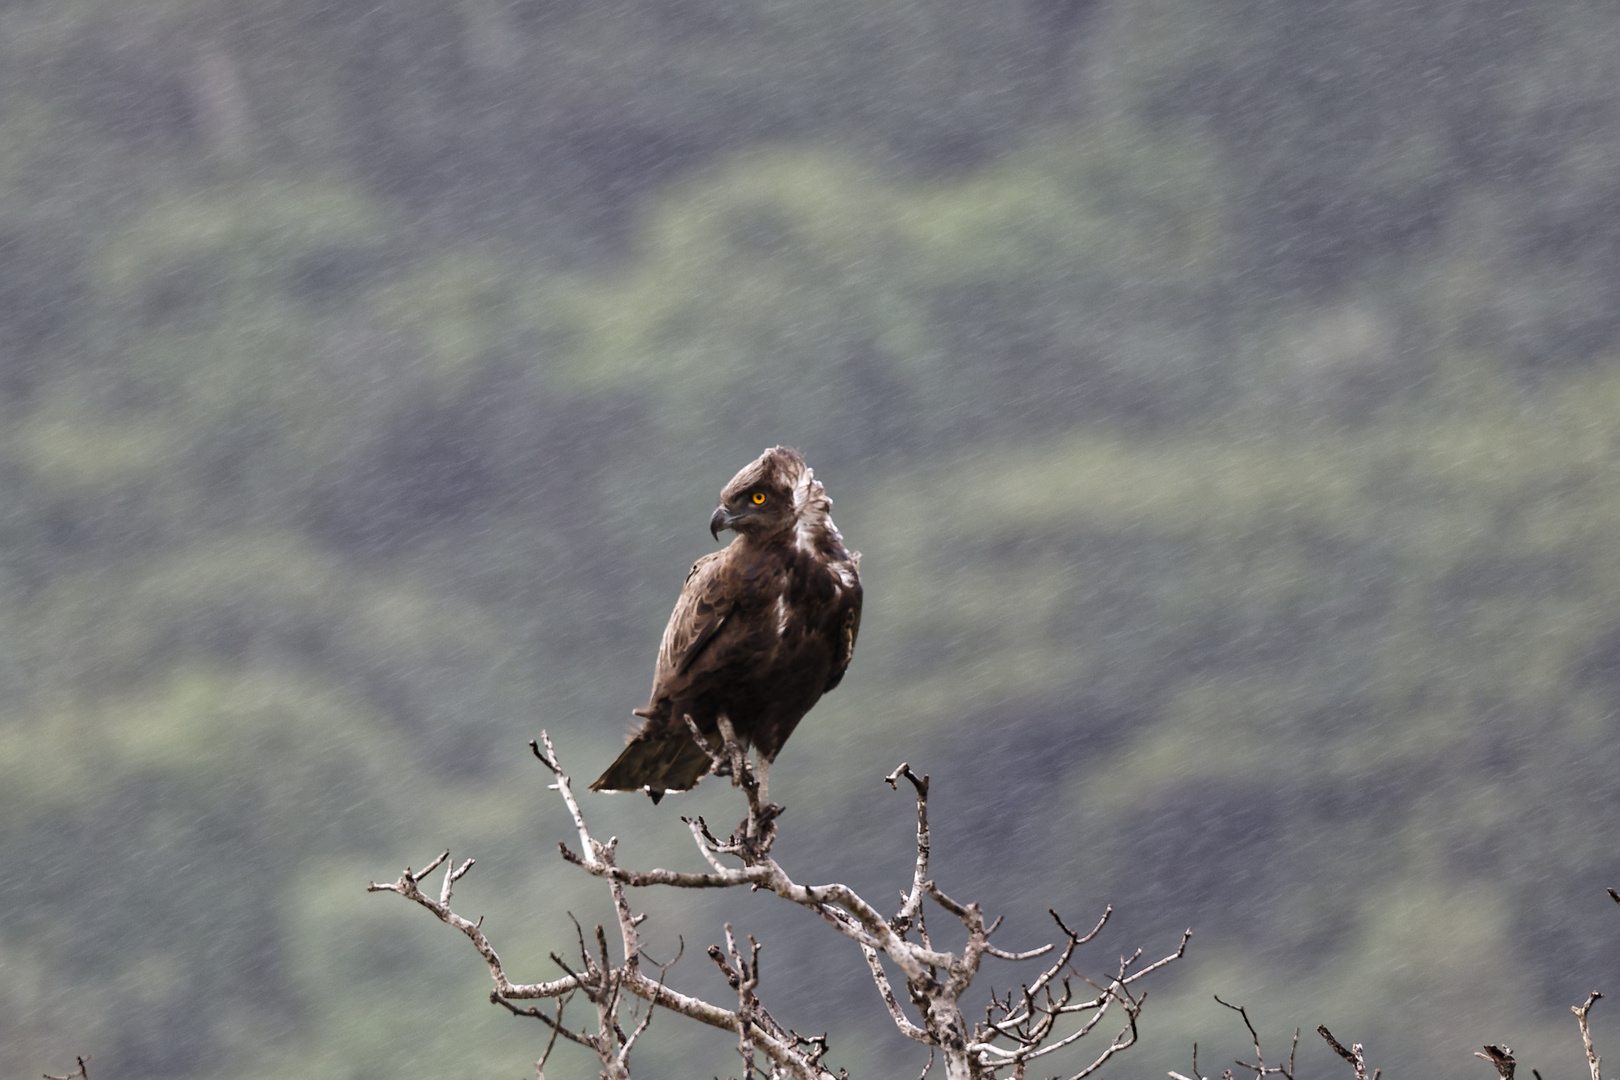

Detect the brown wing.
[
  {"left": 645, "top": 550, "right": 731, "bottom": 703},
  {"left": 595, "top": 549, "right": 743, "bottom": 795},
  {"left": 823, "top": 578, "right": 862, "bottom": 692}
]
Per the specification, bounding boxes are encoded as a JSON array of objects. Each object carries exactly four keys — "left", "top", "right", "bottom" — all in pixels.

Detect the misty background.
[{"left": 4, "top": 0, "right": 1620, "bottom": 1076}]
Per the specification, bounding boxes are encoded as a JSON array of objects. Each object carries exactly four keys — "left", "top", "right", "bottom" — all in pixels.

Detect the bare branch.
[
  {"left": 684, "top": 815, "right": 733, "bottom": 874},
  {"left": 1209, "top": 997, "right": 1295, "bottom": 1080},
  {"left": 1018, "top": 907, "right": 1109, "bottom": 1007},
  {"left": 441, "top": 856, "right": 474, "bottom": 906},
  {"left": 1058, "top": 978, "right": 1147, "bottom": 1079},
  {"left": 374, "top": 734, "right": 1186, "bottom": 1080},
  {"left": 44, "top": 1056, "right": 91, "bottom": 1080},
  {"left": 970, "top": 921, "right": 1187, "bottom": 1079},
  {"left": 884, "top": 763, "right": 931, "bottom": 935},
  {"left": 1475, "top": 1044, "right": 1515, "bottom": 1080},
  {"left": 492, "top": 992, "right": 596, "bottom": 1049},
  {"left": 1319, "top": 1025, "right": 1375, "bottom": 1080},
  {"left": 417, "top": 848, "right": 451, "bottom": 881},
  {"left": 1574, "top": 991, "right": 1604, "bottom": 1080},
  {"left": 1118, "top": 928, "right": 1193, "bottom": 987},
  {"left": 1168, "top": 1040, "right": 1203, "bottom": 1080},
  {"left": 861, "top": 943, "right": 930, "bottom": 1042},
  {"left": 532, "top": 734, "right": 593, "bottom": 863},
  {"left": 563, "top": 839, "right": 772, "bottom": 889},
  {"left": 368, "top": 853, "right": 584, "bottom": 1001},
  {"left": 1058, "top": 907, "right": 1112, "bottom": 948},
  {"left": 983, "top": 941, "right": 1056, "bottom": 962}
]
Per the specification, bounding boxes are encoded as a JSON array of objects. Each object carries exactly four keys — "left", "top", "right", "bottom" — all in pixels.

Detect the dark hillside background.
[{"left": 5, "top": 1, "right": 1620, "bottom": 1076}]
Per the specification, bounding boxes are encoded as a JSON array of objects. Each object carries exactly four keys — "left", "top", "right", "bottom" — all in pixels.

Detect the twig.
[
  {"left": 43, "top": 1056, "right": 90, "bottom": 1080},
  {"left": 884, "top": 763, "right": 931, "bottom": 935},
  {"left": 1475, "top": 1044, "right": 1515, "bottom": 1080},
  {"left": 1213, "top": 996, "right": 1294, "bottom": 1079},
  {"left": 368, "top": 851, "right": 581, "bottom": 1002},
  {"left": 1167, "top": 1040, "right": 1203, "bottom": 1080},
  {"left": 491, "top": 992, "right": 596, "bottom": 1049},
  {"left": 1319, "top": 1025, "right": 1376, "bottom": 1080},
  {"left": 1575, "top": 991, "right": 1604, "bottom": 1080}
]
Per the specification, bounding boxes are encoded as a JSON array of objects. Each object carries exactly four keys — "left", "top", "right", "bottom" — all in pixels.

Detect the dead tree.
[{"left": 369, "top": 726, "right": 1190, "bottom": 1079}]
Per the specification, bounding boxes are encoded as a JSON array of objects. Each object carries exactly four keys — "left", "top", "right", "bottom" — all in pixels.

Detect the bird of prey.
[{"left": 591, "top": 447, "right": 862, "bottom": 802}]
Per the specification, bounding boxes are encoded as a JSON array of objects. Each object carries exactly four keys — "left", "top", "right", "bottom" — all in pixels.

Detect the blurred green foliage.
[{"left": 4, "top": 1, "right": 1620, "bottom": 1078}]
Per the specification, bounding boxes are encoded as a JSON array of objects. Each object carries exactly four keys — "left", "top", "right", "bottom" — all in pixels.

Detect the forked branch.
[
  {"left": 371, "top": 730, "right": 1188, "bottom": 1079},
  {"left": 44, "top": 1056, "right": 91, "bottom": 1080},
  {"left": 1169, "top": 1000, "right": 1300, "bottom": 1080},
  {"left": 1575, "top": 991, "right": 1604, "bottom": 1080}
]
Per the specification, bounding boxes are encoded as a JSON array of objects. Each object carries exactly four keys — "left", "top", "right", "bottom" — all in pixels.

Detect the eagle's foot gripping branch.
[
  {"left": 683, "top": 713, "right": 781, "bottom": 854},
  {"left": 371, "top": 731, "right": 1191, "bottom": 1080}
]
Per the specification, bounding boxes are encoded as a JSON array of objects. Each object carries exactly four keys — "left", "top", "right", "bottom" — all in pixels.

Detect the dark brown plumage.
[{"left": 590, "top": 447, "right": 862, "bottom": 802}]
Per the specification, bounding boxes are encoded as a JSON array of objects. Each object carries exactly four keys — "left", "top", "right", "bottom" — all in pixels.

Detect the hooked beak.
[{"left": 709, "top": 505, "right": 736, "bottom": 540}]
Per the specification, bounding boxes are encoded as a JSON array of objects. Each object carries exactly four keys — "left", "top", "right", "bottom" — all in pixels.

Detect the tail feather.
[{"left": 590, "top": 729, "right": 713, "bottom": 798}]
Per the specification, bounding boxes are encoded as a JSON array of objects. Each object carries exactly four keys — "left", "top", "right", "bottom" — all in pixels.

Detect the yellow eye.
[{"left": 752, "top": 492, "right": 767, "bottom": 505}]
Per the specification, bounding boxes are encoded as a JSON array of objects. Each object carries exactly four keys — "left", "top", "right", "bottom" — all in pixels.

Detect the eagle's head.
[{"left": 710, "top": 446, "right": 818, "bottom": 540}]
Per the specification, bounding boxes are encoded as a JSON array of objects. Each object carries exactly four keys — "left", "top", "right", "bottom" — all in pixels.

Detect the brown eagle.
[{"left": 590, "top": 447, "right": 862, "bottom": 802}]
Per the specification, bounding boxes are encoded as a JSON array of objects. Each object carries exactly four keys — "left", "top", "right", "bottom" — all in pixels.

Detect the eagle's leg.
[
  {"left": 754, "top": 752, "right": 770, "bottom": 806},
  {"left": 715, "top": 716, "right": 746, "bottom": 783},
  {"left": 713, "top": 715, "right": 770, "bottom": 804}
]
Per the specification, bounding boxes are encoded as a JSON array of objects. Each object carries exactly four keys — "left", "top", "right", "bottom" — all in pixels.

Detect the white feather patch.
[{"left": 792, "top": 468, "right": 820, "bottom": 554}]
